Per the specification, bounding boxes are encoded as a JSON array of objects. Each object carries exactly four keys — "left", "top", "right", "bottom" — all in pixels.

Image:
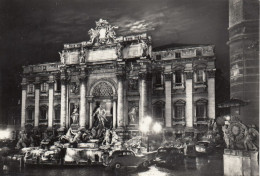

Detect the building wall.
[
  {"left": 20, "top": 35, "right": 216, "bottom": 138},
  {"left": 228, "top": 0, "right": 259, "bottom": 126}
]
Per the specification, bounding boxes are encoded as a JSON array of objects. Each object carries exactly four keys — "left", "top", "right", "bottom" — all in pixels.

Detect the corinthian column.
[
  {"left": 60, "top": 77, "right": 67, "bottom": 128},
  {"left": 139, "top": 73, "right": 148, "bottom": 126},
  {"left": 21, "top": 78, "right": 27, "bottom": 128},
  {"left": 185, "top": 71, "right": 193, "bottom": 128},
  {"left": 164, "top": 73, "right": 172, "bottom": 128},
  {"left": 117, "top": 74, "right": 124, "bottom": 127},
  {"left": 87, "top": 97, "right": 94, "bottom": 129},
  {"left": 48, "top": 76, "right": 54, "bottom": 128},
  {"left": 79, "top": 73, "right": 87, "bottom": 128},
  {"left": 34, "top": 81, "right": 40, "bottom": 127},
  {"left": 207, "top": 70, "right": 216, "bottom": 120},
  {"left": 112, "top": 96, "right": 117, "bottom": 129}
]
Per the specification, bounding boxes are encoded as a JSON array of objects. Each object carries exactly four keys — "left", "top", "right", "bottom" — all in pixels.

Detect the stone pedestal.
[{"left": 223, "top": 149, "right": 259, "bottom": 176}]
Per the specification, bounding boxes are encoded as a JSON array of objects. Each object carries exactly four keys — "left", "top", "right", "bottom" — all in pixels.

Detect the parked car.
[
  {"left": 104, "top": 150, "right": 149, "bottom": 169},
  {"left": 195, "top": 141, "right": 214, "bottom": 154},
  {"left": 154, "top": 147, "right": 184, "bottom": 167}
]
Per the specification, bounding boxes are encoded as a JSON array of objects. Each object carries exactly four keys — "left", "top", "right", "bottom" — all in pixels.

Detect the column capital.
[
  {"left": 86, "top": 96, "right": 94, "bottom": 102},
  {"left": 79, "top": 73, "right": 87, "bottom": 82},
  {"left": 112, "top": 96, "right": 118, "bottom": 101},
  {"left": 185, "top": 71, "right": 193, "bottom": 79},
  {"left": 207, "top": 69, "right": 216, "bottom": 78},
  {"left": 60, "top": 77, "right": 67, "bottom": 85},
  {"left": 48, "top": 81, "right": 55, "bottom": 89},
  {"left": 116, "top": 73, "right": 126, "bottom": 80},
  {"left": 138, "top": 72, "right": 148, "bottom": 80},
  {"left": 34, "top": 82, "right": 41, "bottom": 89},
  {"left": 21, "top": 83, "right": 27, "bottom": 90},
  {"left": 164, "top": 72, "right": 172, "bottom": 81}
]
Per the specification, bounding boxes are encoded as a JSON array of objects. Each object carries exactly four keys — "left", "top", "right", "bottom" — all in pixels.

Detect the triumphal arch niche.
[{"left": 58, "top": 18, "right": 151, "bottom": 135}]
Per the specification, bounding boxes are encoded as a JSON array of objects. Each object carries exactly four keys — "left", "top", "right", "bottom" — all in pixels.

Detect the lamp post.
[{"left": 140, "top": 116, "right": 162, "bottom": 152}]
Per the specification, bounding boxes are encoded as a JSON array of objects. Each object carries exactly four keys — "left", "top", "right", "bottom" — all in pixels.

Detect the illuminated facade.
[{"left": 20, "top": 19, "right": 216, "bottom": 139}]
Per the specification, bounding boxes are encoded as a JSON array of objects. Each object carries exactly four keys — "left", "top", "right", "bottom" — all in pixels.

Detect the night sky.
[{"left": 0, "top": 0, "right": 230, "bottom": 124}]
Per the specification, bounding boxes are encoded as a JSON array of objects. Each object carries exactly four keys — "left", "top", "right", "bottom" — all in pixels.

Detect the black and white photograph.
[{"left": 0, "top": 0, "right": 259, "bottom": 175}]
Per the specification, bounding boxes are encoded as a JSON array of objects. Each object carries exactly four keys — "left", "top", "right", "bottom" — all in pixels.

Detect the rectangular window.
[
  {"left": 175, "top": 71, "right": 183, "bottom": 87},
  {"left": 41, "top": 82, "right": 48, "bottom": 92},
  {"left": 55, "top": 109, "right": 60, "bottom": 120},
  {"left": 197, "top": 70, "right": 204, "bottom": 82},
  {"left": 156, "top": 55, "right": 161, "bottom": 60},
  {"left": 28, "top": 84, "right": 34, "bottom": 93},
  {"left": 175, "top": 52, "right": 181, "bottom": 58},
  {"left": 154, "top": 72, "right": 163, "bottom": 88},
  {"left": 55, "top": 79, "right": 61, "bottom": 92},
  {"left": 196, "top": 105, "right": 205, "bottom": 118},
  {"left": 40, "top": 109, "right": 47, "bottom": 119},
  {"left": 175, "top": 106, "right": 184, "bottom": 119},
  {"left": 28, "top": 109, "right": 33, "bottom": 120}
]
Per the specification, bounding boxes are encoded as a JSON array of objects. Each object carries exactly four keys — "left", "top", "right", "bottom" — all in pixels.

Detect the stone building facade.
[
  {"left": 228, "top": 0, "right": 259, "bottom": 126},
  {"left": 20, "top": 19, "right": 216, "bottom": 139}
]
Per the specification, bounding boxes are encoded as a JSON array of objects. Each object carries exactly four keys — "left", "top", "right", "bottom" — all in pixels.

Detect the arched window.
[
  {"left": 174, "top": 100, "right": 185, "bottom": 122},
  {"left": 40, "top": 105, "right": 48, "bottom": 120},
  {"left": 26, "top": 106, "right": 34, "bottom": 123},
  {"left": 196, "top": 99, "right": 207, "bottom": 121},
  {"left": 54, "top": 105, "right": 61, "bottom": 123},
  {"left": 152, "top": 101, "right": 165, "bottom": 125}
]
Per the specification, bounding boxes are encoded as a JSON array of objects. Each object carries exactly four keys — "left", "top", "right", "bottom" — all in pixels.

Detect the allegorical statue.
[
  {"left": 128, "top": 107, "right": 138, "bottom": 124},
  {"left": 222, "top": 125, "right": 231, "bottom": 149},
  {"left": 93, "top": 105, "right": 107, "bottom": 127},
  {"left": 93, "top": 105, "right": 107, "bottom": 138},
  {"left": 71, "top": 106, "right": 79, "bottom": 124}
]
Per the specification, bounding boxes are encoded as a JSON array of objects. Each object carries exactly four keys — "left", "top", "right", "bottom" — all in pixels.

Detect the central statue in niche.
[
  {"left": 93, "top": 104, "right": 108, "bottom": 138},
  {"left": 71, "top": 105, "right": 79, "bottom": 125}
]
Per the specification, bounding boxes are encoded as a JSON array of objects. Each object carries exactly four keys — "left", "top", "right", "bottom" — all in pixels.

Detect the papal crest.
[{"left": 87, "top": 19, "right": 118, "bottom": 45}]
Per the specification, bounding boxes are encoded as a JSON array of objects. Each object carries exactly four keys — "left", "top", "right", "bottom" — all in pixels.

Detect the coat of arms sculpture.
[{"left": 87, "top": 19, "right": 118, "bottom": 45}]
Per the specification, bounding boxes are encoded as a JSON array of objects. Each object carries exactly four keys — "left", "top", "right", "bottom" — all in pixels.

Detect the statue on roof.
[{"left": 87, "top": 19, "right": 118, "bottom": 45}]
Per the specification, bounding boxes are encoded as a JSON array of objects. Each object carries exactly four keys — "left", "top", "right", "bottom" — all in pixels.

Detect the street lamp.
[{"left": 140, "top": 116, "right": 162, "bottom": 152}]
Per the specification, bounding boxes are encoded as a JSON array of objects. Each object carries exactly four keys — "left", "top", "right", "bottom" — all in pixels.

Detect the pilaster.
[
  {"left": 185, "top": 71, "right": 193, "bottom": 128},
  {"left": 48, "top": 75, "right": 55, "bottom": 128},
  {"left": 79, "top": 68, "right": 87, "bottom": 128},
  {"left": 21, "top": 78, "right": 27, "bottom": 128},
  {"left": 164, "top": 72, "right": 172, "bottom": 128},
  {"left": 34, "top": 80, "right": 40, "bottom": 128},
  {"left": 207, "top": 69, "right": 216, "bottom": 120}
]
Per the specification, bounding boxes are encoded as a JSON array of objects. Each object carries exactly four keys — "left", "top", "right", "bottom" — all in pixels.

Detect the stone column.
[
  {"left": 117, "top": 74, "right": 124, "bottom": 127},
  {"left": 21, "top": 78, "right": 27, "bottom": 128},
  {"left": 113, "top": 97, "right": 117, "bottom": 129},
  {"left": 34, "top": 81, "right": 40, "bottom": 127},
  {"left": 164, "top": 73, "right": 172, "bottom": 128},
  {"left": 79, "top": 74, "right": 87, "bottom": 128},
  {"left": 48, "top": 76, "right": 54, "bottom": 128},
  {"left": 185, "top": 71, "right": 193, "bottom": 128},
  {"left": 207, "top": 70, "right": 216, "bottom": 119},
  {"left": 88, "top": 97, "right": 94, "bottom": 129},
  {"left": 60, "top": 77, "right": 67, "bottom": 128},
  {"left": 139, "top": 73, "right": 148, "bottom": 126}
]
